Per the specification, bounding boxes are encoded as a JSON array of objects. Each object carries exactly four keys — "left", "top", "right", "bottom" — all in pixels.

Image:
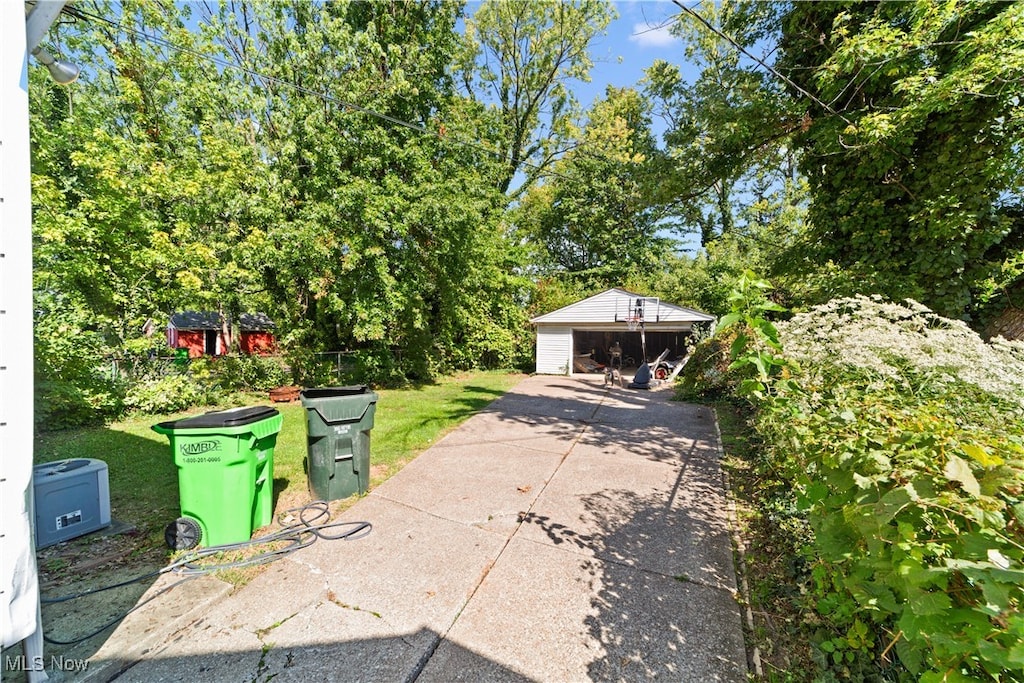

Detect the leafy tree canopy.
[
  {"left": 459, "top": 0, "right": 616, "bottom": 197},
  {"left": 515, "top": 86, "right": 674, "bottom": 289},
  {"left": 778, "top": 0, "right": 1024, "bottom": 319}
]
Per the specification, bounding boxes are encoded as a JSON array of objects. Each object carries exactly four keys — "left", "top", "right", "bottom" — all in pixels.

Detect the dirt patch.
[
  {"left": 715, "top": 401, "right": 816, "bottom": 680},
  {"left": 270, "top": 487, "right": 315, "bottom": 520},
  {"left": 37, "top": 524, "right": 166, "bottom": 593}
]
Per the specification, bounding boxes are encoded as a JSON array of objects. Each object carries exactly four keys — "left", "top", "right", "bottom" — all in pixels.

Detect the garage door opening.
[{"left": 572, "top": 330, "right": 692, "bottom": 369}]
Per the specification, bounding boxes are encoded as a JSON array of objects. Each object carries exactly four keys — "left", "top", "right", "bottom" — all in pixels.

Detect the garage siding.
[{"left": 536, "top": 326, "right": 572, "bottom": 375}]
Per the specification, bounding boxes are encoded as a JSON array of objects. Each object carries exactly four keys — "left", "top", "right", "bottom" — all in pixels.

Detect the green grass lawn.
[{"left": 35, "top": 370, "right": 525, "bottom": 561}]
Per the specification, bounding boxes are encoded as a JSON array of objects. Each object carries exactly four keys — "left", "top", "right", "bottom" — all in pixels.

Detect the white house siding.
[
  {"left": 536, "top": 326, "right": 572, "bottom": 375},
  {"left": 2, "top": 6, "right": 41, "bottom": 650}
]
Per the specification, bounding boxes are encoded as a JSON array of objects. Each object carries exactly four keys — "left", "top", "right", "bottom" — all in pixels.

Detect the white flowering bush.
[
  {"left": 778, "top": 295, "right": 1024, "bottom": 403},
  {"left": 752, "top": 297, "right": 1024, "bottom": 679}
]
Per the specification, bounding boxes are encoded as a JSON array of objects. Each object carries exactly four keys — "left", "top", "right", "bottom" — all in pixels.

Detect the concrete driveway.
[{"left": 82, "top": 375, "right": 748, "bottom": 682}]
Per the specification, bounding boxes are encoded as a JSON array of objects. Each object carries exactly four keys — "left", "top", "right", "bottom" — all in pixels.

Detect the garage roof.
[
  {"left": 169, "top": 311, "right": 276, "bottom": 331},
  {"left": 530, "top": 288, "right": 714, "bottom": 325}
]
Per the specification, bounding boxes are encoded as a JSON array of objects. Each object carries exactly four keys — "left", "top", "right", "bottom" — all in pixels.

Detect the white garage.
[{"left": 530, "top": 288, "right": 715, "bottom": 376}]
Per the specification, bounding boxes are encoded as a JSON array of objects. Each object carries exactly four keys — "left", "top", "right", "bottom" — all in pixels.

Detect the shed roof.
[
  {"left": 530, "top": 288, "right": 714, "bottom": 325},
  {"left": 169, "top": 311, "right": 276, "bottom": 332}
]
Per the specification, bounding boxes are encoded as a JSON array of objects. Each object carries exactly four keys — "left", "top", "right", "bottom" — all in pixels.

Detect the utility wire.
[
  {"left": 671, "top": 0, "right": 858, "bottom": 129},
  {"left": 60, "top": 3, "right": 772, "bottom": 241},
  {"left": 671, "top": 0, "right": 914, "bottom": 164}
]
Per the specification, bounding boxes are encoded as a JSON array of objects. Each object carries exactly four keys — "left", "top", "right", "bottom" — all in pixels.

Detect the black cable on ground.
[
  {"left": 41, "top": 575, "right": 201, "bottom": 646},
  {"left": 40, "top": 568, "right": 165, "bottom": 605},
  {"left": 40, "top": 501, "right": 371, "bottom": 645}
]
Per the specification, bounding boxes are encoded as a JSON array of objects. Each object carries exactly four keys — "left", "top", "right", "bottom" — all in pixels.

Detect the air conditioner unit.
[{"left": 33, "top": 459, "right": 111, "bottom": 548}]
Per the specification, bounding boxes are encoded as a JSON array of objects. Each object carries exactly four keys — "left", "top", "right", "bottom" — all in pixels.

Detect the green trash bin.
[
  {"left": 153, "top": 406, "right": 282, "bottom": 549},
  {"left": 300, "top": 386, "right": 378, "bottom": 501}
]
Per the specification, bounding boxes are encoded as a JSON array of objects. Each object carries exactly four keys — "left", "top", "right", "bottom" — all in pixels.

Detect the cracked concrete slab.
[
  {"left": 46, "top": 375, "right": 747, "bottom": 683},
  {"left": 516, "top": 445, "right": 737, "bottom": 592},
  {"left": 78, "top": 573, "right": 231, "bottom": 683},
  {"left": 371, "top": 442, "right": 565, "bottom": 534},
  {"left": 245, "top": 602, "right": 435, "bottom": 683},
  {"left": 420, "top": 536, "right": 746, "bottom": 683},
  {"left": 290, "top": 495, "right": 507, "bottom": 638}
]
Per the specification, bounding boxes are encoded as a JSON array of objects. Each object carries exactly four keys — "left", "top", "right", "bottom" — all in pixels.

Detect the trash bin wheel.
[{"left": 165, "top": 517, "right": 202, "bottom": 550}]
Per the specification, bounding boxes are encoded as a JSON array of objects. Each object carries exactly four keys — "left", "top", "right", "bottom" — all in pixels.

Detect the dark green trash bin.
[{"left": 300, "top": 386, "right": 379, "bottom": 501}]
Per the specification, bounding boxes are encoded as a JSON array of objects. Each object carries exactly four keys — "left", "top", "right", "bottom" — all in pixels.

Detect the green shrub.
[
  {"left": 35, "top": 378, "right": 124, "bottom": 431},
  {"left": 284, "top": 348, "right": 350, "bottom": 388},
  {"left": 674, "top": 329, "right": 740, "bottom": 401},
  {"left": 676, "top": 270, "right": 790, "bottom": 402},
  {"left": 208, "top": 354, "right": 291, "bottom": 392},
  {"left": 351, "top": 348, "right": 407, "bottom": 387},
  {"left": 769, "top": 297, "right": 1024, "bottom": 679},
  {"left": 703, "top": 285, "right": 1024, "bottom": 680},
  {"left": 33, "top": 296, "right": 124, "bottom": 429},
  {"left": 123, "top": 374, "right": 212, "bottom": 414}
]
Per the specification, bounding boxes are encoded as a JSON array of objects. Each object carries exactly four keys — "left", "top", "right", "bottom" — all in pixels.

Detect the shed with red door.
[{"left": 167, "top": 311, "right": 276, "bottom": 357}]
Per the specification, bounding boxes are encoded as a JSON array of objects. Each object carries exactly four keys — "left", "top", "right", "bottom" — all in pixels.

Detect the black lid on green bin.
[{"left": 156, "top": 406, "right": 280, "bottom": 430}]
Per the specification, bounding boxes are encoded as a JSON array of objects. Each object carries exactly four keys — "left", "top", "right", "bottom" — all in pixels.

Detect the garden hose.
[{"left": 40, "top": 500, "right": 371, "bottom": 645}]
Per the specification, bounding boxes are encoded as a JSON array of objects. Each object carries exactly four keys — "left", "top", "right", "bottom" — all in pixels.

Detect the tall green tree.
[
  {"left": 209, "top": 1, "right": 527, "bottom": 378},
  {"left": 32, "top": 0, "right": 535, "bottom": 409},
  {"left": 30, "top": 0, "right": 278, "bottom": 423},
  {"left": 33, "top": 0, "right": 272, "bottom": 345},
  {"left": 778, "top": 0, "right": 1024, "bottom": 319},
  {"left": 518, "top": 87, "right": 674, "bottom": 288},
  {"left": 459, "top": 0, "right": 616, "bottom": 197},
  {"left": 645, "top": 0, "right": 798, "bottom": 249}
]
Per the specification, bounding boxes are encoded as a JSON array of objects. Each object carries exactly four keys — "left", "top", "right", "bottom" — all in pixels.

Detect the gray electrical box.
[{"left": 33, "top": 459, "right": 111, "bottom": 549}]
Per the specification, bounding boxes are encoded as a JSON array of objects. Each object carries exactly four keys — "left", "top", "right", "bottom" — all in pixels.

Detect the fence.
[
  {"left": 105, "top": 350, "right": 371, "bottom": 386},
  {"left": 312, "top": 351, "right": 358, "bottom": 384}
]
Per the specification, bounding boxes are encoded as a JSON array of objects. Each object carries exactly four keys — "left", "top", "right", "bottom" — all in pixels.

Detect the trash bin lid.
[
  {"left": 155, "top": 406, "right": 280, "bottom": 431},
  {"left": 300, "top": 385, "right": 378, "bottom": 424},
  {"left": 300, "top": 385, "right": 370, "bottom": 400}
]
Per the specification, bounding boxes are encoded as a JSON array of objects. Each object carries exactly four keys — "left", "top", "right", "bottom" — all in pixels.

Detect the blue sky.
[{"left": 581, "top": 1, "right": 694, "bottom": 108}]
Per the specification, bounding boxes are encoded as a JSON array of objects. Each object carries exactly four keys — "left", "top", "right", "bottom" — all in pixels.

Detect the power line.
[
  {"left": 671, "top": 1, "right": 858, "bottom": 129},
  {"left": 61, "top": 4, "right": 699, "bottom": 199},
  {"left": 629, "top": 17, "right": 681, "bottom": 40},
  {"left": 61, "top": 1, "right": 774, "bottom": 225},
  {"left": 670, "top": 0, "right": 914, "bottom": 165}
]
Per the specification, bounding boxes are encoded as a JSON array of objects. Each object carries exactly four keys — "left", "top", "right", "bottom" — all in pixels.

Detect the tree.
[
  {"left": 777, "top": 0, "right": 1024, "bottom": 319},
  {"left": 517, "top": 87, "right": 674, "bottom": 289},
  {"left": 32, "top": 0, "right": 274, "bottom": 343},
  {"left": 29, "top": 0, "right": 277, "bottom": 423},
  {"left": 31, "top": 0, "right": 532, "bottom": 409},
  {"left": 645, "top": 0, "right": 799, "bottom": 249},
  {"left": 459, "top": 0, "right": 616, "bottom": 197},
  {"left": 209, "top": 1, "right": 528, "bottom": 379}
]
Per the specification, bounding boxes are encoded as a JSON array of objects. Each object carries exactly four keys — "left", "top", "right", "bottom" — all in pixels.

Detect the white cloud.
[{"left": 628, "top": 22, "right": 677, "bottom": 48}]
